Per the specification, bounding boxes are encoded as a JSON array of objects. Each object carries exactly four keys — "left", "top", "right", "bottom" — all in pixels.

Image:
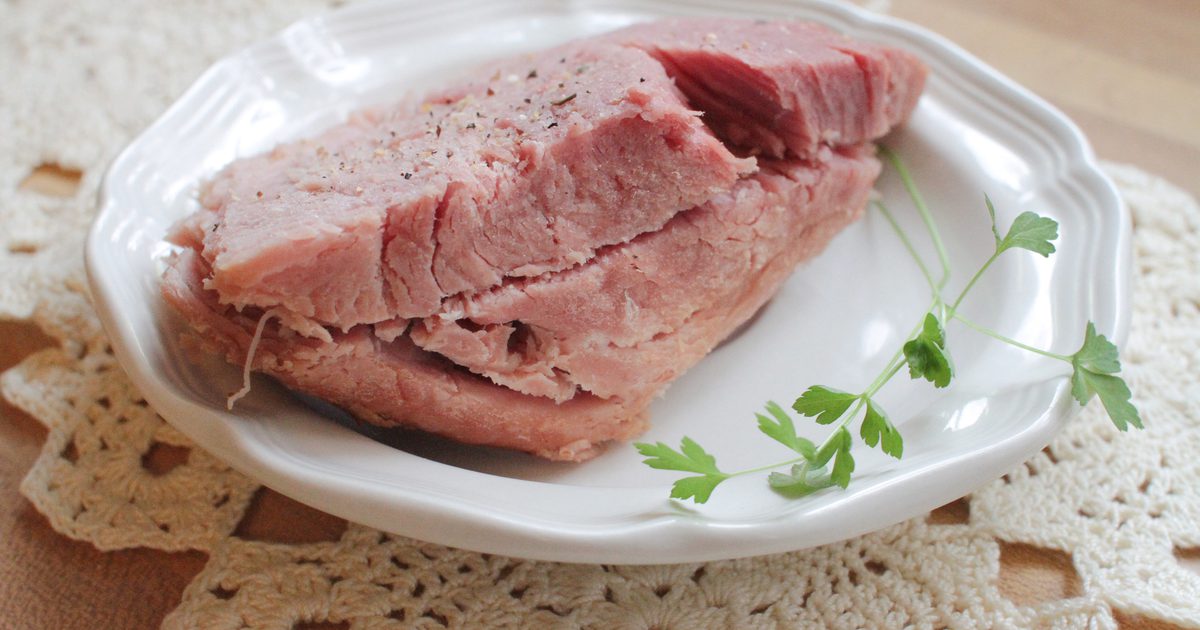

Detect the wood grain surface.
[
  {"left": 891, "top": 0, "right": 1200, "bottom": 200},
  {"left": 2, "top": 1, "right": 1197, "bottom": 627}
]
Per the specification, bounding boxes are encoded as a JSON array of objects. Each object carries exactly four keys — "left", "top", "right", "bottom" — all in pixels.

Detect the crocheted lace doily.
[{"left": 3, "top": 2, "right": 1198, "bottom": 628}]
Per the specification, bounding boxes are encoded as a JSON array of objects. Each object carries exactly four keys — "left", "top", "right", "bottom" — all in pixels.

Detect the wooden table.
[
  {"left": 2, "top": 1, "right": 1197, "bottom": 627},
  {"left": 891, "top": 0, "right": 1200, "bottom": 202}
]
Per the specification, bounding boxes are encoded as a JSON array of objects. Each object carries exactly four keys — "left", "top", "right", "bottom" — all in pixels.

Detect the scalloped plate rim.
[{"left": 86, "top": 0, "right": 1130, "bottom": 563}]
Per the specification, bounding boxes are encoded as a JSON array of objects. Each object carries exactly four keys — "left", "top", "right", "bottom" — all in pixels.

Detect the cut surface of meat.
[
  {"left": 162, "top": 250, "right": 646, "bottom": 462},
  {"left": 163, "top": 147, "right": 880, "bottom": 460},
  {"left": 411, "top": 146, "right": 880, "bottom": 403},
  {"left": 161, "top": 18, "right": 928, "bottom": 460},
  {"left": 609, "top": 18, "right": 926, "bottom": 158},
  {"left": 193, "top": 42, "right": 751, "bottom": 330},
  {"left": 159, "top": 145, "right": 873, "bottom": 458},
  {"left": 183, "top": 18, "right": 926, "bottom": 332}
]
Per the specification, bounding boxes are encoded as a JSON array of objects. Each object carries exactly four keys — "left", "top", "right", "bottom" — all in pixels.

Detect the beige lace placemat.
[{"left": 3, "top": 1, "right": 1199, "bottom": 628}]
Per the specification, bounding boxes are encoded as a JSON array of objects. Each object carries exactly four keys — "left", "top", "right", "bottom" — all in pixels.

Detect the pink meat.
[
  {"left": 163, "top": 147, "right": 880, "bottom": 460},
  {"left": 162, "top": 18, "right": 929, "bottom": 460},
  {"left": 162, "top": 250, "right": 646, "bottom": 461},
  {"left": 410, "top": 147, "right": 879, "bottom": 402},
  {"left": 187, "top": 18, "right": 926, "bottom": 333},
  {"left": 608, "top": 18, "right": 926, "bottom": 158},
  {"left": 196, "top": 43, "right": 751, "bottom": 330}
]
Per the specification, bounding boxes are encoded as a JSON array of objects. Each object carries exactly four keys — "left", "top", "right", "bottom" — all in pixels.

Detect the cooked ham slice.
[
  {"left": 162, "top": 250, "right": 646, "bottom": 462},
  {"left": 187, "top": 18, "right": 924, "bottom": 332},
  {"left": 609, "top": 18, "right": 927, "bottom": 158},
  {"left": 411, "top": 146, "right": 880, "bottom": 402},
  {"left": 163, "top": 18, "right": 928, "bottom": 460},
  {"left": 163, "top": 147, "right": 880, "bottom": 460},
  {"left": 197, "top": 43, "right": 751, "bottom": 330}
]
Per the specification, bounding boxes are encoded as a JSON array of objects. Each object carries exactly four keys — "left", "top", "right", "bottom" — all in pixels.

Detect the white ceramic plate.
[{"left": 87, "top": 0, "right": 1130, "bottom": 563}]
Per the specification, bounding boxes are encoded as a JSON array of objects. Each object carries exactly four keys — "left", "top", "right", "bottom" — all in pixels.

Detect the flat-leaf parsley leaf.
[
  {"left": 1070, "top": 322, "right": 1142, "bottom": 431},
  {"left": 828, "top": 428, "right": 855, "bottom": 489},
  {"left": 757, "top": 401, "right": 817, "bottom": 458},
  {"left": 996, "top": 209, "right": 1059, "bottom": 257},
  {"left": 634, "top": 438, "right": 729, "bottom": 503},
  {"left": 903, "top": 313, "right": 954, "bottom": 388},
  {"left": 860, "top": 398, "right": 903, "bottom": 459},
  {"left": 768, "top": 464, "right": 834, "bottom": 497},
  {"left": 792, "top": 386, "right": 859, "bottom": 425}
]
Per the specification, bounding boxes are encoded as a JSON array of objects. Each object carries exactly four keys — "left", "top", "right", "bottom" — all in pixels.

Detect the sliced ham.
[
  {"left": 162, "top": 18, "right": 928, "bottom": 460},
  {"left": 609, "top": 18, "right": 926, "bottom": 158},
  {"left": 411, "top": 146, "right": 880, "bottom": 402},
  {"left": 196, "top": 43, "right": 751, "bottom": 329},
  {"left": 162, "top": 250, "right": 646, "bottom": 462},
  {"left": 163, "top": 147, "right": 880, "bottom": 459}
]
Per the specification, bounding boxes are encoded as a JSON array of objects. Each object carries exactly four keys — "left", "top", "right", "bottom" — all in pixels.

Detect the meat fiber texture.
[
  {"left": 162, "top": 18, "right": 927, "bottom": 461},
  {"left": 195, "top": 42, "right": 753, "bottom": 330}
]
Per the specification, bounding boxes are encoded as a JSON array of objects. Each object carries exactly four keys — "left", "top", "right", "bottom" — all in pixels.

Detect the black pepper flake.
[
  {"left": 402, "top": 172, "right": 413, "bottom": 180},
  {"left": 466, "top": 122, "right": 477, "bottom": 129},
  {"left": 550, "top": 93, "right": 577, "bottom": 106},
  {"left": 546, "top": 121, "right": 558, "bottom": 129},
  {"left": 389, "top": 130, "right": 396, "bottom": 137},
  {"left": 436, "top": 124, "right": 442, "bottom": 138},
  {"left": 523, "top": 97, "right": 531, "bottom": 104},
  {"left": 446, "top": 149, "right": 454, "bottom": 158},
  {"left": 211, "top": 223, "right": 219, "bottom": 232},
  {"left": 559, "top": 57, "right": 566, "bottom": 64},
  {"left": 476, "top": 111, "right": 484, "bottom": 118},
  {"left": 527, "top": 69, "right": 538, "bottom": 79},
  {"left": 639, "top": 77, "right": 645, "bottom": 83}
]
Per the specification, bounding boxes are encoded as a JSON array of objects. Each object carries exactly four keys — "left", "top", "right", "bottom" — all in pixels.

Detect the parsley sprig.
[{"left": 635, "top": 146, "right": 1141, "bottom": 503}]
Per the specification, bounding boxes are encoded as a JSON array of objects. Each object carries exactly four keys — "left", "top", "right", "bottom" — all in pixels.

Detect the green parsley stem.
[
  {"left": 863, "top": 298, "right": 937, "bottom": 396},
  {"left": 732, "top": 397, "right": 872, "bottom": 480},
  {"left": 724, "top": 287, "right": 934, "bottom": 482},
  {"left": 730, "top": 456, "right": 811, "bottom": 478},
  {"left": 866, "top": 352, "right": 903, "bottom": 397},
  {"left": 873, "top": 200, "right": 937, "bottom": 294},
  {"left": 950, "top": 251, "right": 1001, "bottom": 312},
  {"left": 802, "top": 398, "right": 865, "bottom": 471},
  {"left": 949, "top": 311, "right": 1071, "bottom": 362},
  {"left": 808, "top": 309, "right": 926, "bottom": 467},
  {"left": 878, "top": 145, "right": 951, "bottom": 289},
  {"left": 866, "top": 360, "right": 907, "bottom": 399},
  {"left": 731, "top": 315, "right": 917, "bottom": 490}
]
